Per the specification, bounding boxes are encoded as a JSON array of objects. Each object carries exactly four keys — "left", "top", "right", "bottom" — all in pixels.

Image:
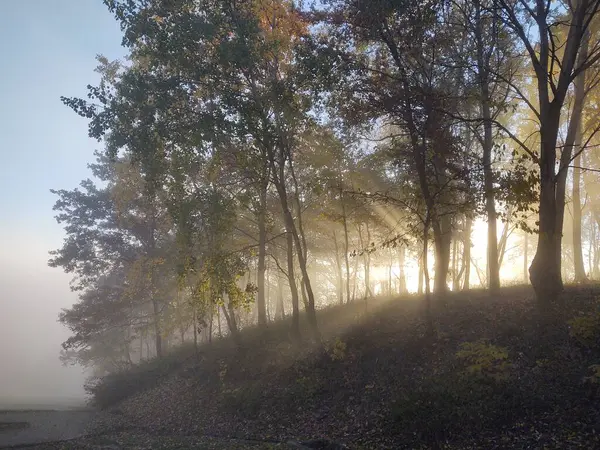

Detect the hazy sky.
[{"left": 0, "top": 1, "right": 125, "bottom": 406}]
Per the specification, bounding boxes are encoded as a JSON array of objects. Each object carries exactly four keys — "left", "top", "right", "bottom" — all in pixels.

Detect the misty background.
[{"left": 0, "top": 1, "right": 124, "bottom": 408}]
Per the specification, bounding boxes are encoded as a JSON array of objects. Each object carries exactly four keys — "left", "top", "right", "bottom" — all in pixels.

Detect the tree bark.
[
  {"left": 573, "top": 152, "right": 587, "bottom": 282},
  {"left": 286, "top": 157, "right": 320, "bottom": 341},
  {"left": 452, "top": 233, "right": 459, "bottom": 291},
  {"left": 418, "top": 251, "right": 424, "bottom": 295},
  {"left": 530, "top": 107, "right": 563, "bottom": 304},
  {"left": 398, "top": 245, "right": 407, "bottom": 294},
  {"left": 523, "top": 232, "right": 529, "bottom": 283},
  {"left": 333, "top": 231, "right": 344, "bottom": 304},
  {"left": 256, "top": 177, "right": 268, "bottom": 327},
  {"left": 285, "top": 226, "right": 301, "bottom": 341},
  {"left": 474, "top": 0, "right": 500, "bottom": 292},
  {"left": 423, "top": 219, "right": 434, "bottom": 336},
  {"left": 341, "top": 188, "right": 351, "bottom": 304},
  {"left": 572, "top": 74, "right": 589, "bottom": 283},
  {"left": 463, "top": 217, "right": 472, "bottom": 290},
  {"left": 363, "top": 223, "right": 373, "bottom": 299},
  {"left": 432, "top": 214, "right": 451, "bottom": 294},
  {"left": 221, "top": 302, "right": 241, "bottom": 347},
  {"left": 275, "top": 268, "right": 285, "bottom": 320},
  {"left": 556, "top": 30, "right": 589, "bottom": 287}
]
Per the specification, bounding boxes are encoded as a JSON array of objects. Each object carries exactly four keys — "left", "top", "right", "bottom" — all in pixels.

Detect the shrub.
[
  {"left": 295, "top": 375, "right": 324, "bottom": 398},
  {"left": 584, "top": 364, "right": 600, "bottom": 385},
  {"left": 456, "top": 339, "right": 512, "bottom": 381},
  {"left": 326, "top": 338, "right": 347, "bottom": 362},
  {"left": 85, "top": 356, "right": 184, "bottom": 409},
  {"left": 568, "top": 313, "right": 600, "bottom": 348}
]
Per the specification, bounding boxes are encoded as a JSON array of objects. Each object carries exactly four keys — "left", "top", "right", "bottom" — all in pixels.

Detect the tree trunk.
[
  {"left": 333, "top": 231, "right": 344, "bottom": 304},
  {"left": 528, "top": 1, "right": 591, "bottom": 305},
  {"left": 275, "top": 269, "right": 285, "bottom": 320},
  {"left": 452, "top": 233, "right": 458, "bottom": 291},
  {"left": 463, "top": 217, "right": 472, "bottom": 290},
  {"left": 351, "top": 252, "right": 359, "bottom": 302},
  {"left": 208, "top": 307, "right": 213, "bottom": 344},
  {"left": 432, "top": 215, "right": 451, "bottom": 294},
  {"left": 151, "top": 299, "right": 163, "bottom": 359},
  {"left": 572, "top": 124, "right": 588, "bottom": 282},
  {"left": 418, "top": 252, "right": 424, "bottom": 295},
  {"left": 474, "top": 0, "right": 500, "bottom": 292},
  {"left": 300, "top": 275, "right": 309, "bottom": 310},
  {"left": 556, "top": 30, "right": 589, "bottom": 286},
  {"left": 530, "top": 106, "right": 563, "bottom": 304},
  {"left": 423, "top": 219, "right": 434, "bottom": 336},
  {"left": 256, "top": 179, "right": 268, "bottom": 327},
  {"left": 573, "top": 152, "right": 587, "bottom": 282},
  {"left": 523, "top": 232, "right": 529, "bottom": 283},
  {"left": 286, "top": 227, "right": 301, "bottom": 341},
  {"left": 221, "top": 301, "right": 241, "bottom": 347},
  {"left": 193, "top": 306, "right": 198, "bottom": 353},
  {"left": 217, "top": 307, "right": 222, "bottom": 339},
  {"left": 588, "top": 217, "right": 593, "bottom": 279},
  {"left": 398, "top": 245, "right": 407, "bottom": 294},
  {"left": 286, "top": 159, "right": 320, "bottom": 341},
  {"left": 363, "top": 223, "right": 373, "bottom": 299},
  {"left": 341, "top": 188, "right": 351, "bottom": 304}
]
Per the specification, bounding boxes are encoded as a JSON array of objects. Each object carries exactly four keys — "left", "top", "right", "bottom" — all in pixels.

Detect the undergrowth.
[{"left": 89, "top": 285, "right": 600, "bottom": 448}]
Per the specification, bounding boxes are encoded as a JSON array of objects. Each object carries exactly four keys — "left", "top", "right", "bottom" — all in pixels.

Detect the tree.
[{"left": 494, "top": 0, "right": 600, "bottom": 304}]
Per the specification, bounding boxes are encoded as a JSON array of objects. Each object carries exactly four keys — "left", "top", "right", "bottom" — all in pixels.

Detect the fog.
[{"left": 0, "top": 232, "right": 85, "bottom": 409}]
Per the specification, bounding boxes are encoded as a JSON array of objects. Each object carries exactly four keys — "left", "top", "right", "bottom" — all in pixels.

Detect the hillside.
[{"left": 63, "top": 286, "right": 600, "bottom": 448}]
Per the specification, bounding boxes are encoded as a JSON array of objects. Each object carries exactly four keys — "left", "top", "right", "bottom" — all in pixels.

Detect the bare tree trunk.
[
  {"left": 139, "top": 334, "right": 144, "bottom": 363},
  {"left": 285, "top": 228, "right": 301, "bottom": 341},
  {"left": 452, "top": 233, "right": 458, "bottom": 291},
  {"left": 341, "top": 189, "right": 351, "bottom": 304},
  {"left": 363, "top": 223, "right": 373, "bottom": 299},
  {"left": 556, "top": 31, "right": 589, "bottom": 288},
  {"left": 573, "top": 135, "right": 588, "bottom": 283},
  {"left": 497, "top": 216, "right": 513, "bottom": 270},
  {"left": 530, "top": 108, "right": 563, "bottom": 305},
  {"left": 398, "top": 245, "right": 407, "bottom": 294},
  {"left": 388, "top": 251, "right": 393, "bottom": 295},
  {"left": 221, "top": 301, "right": 241, "bottom": 347},
  {"left": 217, "top": 307, "right": 222, "bottom": 339},
  {"left": 523, "top": 232, "right": 529, "bottom": 283},
  {"left": 208, "top": 308, "right": 213, "bottom": 344},
  {"left": 463, "top": 217, "right": 472, "bottom": 290},
  {"left": 333, "top": 231, "right": 344, "bottom": 304},
  {"left": 300, "top": 276, "right": 309, "bottom": 310},
  {"left": 351, "top": 253, "right": 359, "bottom": 302},
  {"left": 418, "top": 252, "right": 424, "bottom": 295},
  {"left": 474, "top": 0, "right": 500, "bottom": 292},
  {"left": 275, "top": 269, "right": 285, "bottom": 320},
  {"left": 423, "top": 220, "right": 434, "bottom": 336},
  {"left": 193, "top": 307, "right": 198, "bottom": 353},
  {"left": 256, "top": 178, "right": 268, "bottom": 327},
  {"left": 588, "top": 217, "right": 593, "bottom": 279},
  {"left": 266, "top": 261, "right": 271, "bottom": 322},
  {"left": 151, "top": 299, "right": 163, "bottom": 359},
  {"left": 287, "top": 160, "right": 320, "bottom": 341},
  {"left": 432, "top": 216, "right": 451, "bottom": 294}
]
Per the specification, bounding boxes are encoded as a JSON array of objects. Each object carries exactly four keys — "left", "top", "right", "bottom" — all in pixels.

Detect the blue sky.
[{"left": 0, "top": 1, "right": 125, "bottom": 404}]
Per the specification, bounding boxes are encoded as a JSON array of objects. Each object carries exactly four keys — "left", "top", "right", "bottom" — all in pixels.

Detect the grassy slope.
[{"left": 89, "top": 285, "right": 600, "bottom": 449}]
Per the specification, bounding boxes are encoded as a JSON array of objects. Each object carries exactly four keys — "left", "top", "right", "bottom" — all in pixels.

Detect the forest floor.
[{"left": 19, "top": 285, "right": 600, "bottom": 449}]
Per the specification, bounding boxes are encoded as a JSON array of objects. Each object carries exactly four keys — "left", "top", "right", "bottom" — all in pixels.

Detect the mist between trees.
[{"left": 50, "top": 0, "right": 600, "bottom": 373}]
